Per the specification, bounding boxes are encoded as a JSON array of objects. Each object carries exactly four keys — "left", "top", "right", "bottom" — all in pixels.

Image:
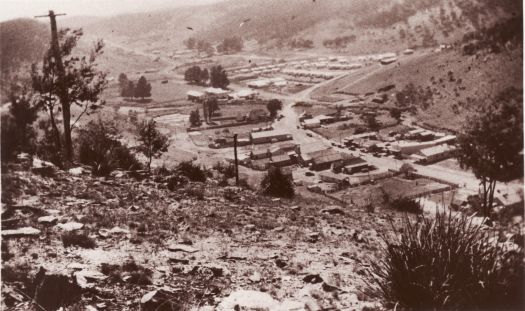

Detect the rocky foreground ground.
[{"left": 1, "top": 157, "right": 409, "bottom": 310}]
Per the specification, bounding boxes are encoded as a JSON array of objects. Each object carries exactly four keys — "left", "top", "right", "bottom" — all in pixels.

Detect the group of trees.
[
  {"left": 457, "top": 87, "right": 523, "bottom": 217},
  {"left": 395, "top": 83, "right": 433, "bottom": 111},
  {"left": 322, "top": 35, "right": 357, "bottom": 50},
  {"left": 216, "top": 36, "right": 243, "bottom": 54},
  {"left": 462, "top": 16, "right": 522, "bottom": 55},
  {"left": 118, "top": 74, "right": 152, "bottom": 100},
  {"left": 184, "top": 66, "right": 209, "bottom": 85},
  {"left": 289, "top": 38, "right": 314, "bottom": 49},
  {"left": 2, "top": 25, "right": 170, "bottom": 174},
  {"left": 189, "top": 96, "right": 220, "bottom": 127},
  {"left": 183, "top": 37, "right": 214, "bottom": 56},
  {"left": 184, "top": 65, "right": 229, "bottom": 89}
]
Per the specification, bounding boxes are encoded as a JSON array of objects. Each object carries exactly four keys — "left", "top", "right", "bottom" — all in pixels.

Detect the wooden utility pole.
[
  {"left": 233, "top": 134, "right": 239, "bottom": 185},
  {"left": 35, "top": 11, "right": 72, "bottom": 162}
]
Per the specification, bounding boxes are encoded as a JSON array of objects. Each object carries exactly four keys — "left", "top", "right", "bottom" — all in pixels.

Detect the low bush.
[
  {"left": 77, "top": 119, "right": 142, "bottom": 176},
  {"left": 261, "top": 167, "right": 294, "bottom": 198},
  {"left": 213, "top": 161, "right": 236, "bottom": 179},
  {"left": 390, "top": 197, "right": 422, "bottom": 214},
  {"left": 177, "top": 161, "right": 208, "bottom": 182},
  {"left": 369, "top": 212, "right": 524, "bottom": 311},
  {"left": 62, "top": 231, "right": 97, "bottom": 249}
]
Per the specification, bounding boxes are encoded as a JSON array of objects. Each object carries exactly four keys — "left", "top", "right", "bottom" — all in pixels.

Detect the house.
[
  {"left": 234, "top": 89, "right": 258, "bottom": 100},
  {"left": 250, "top": 148, "right": 270, "bottom": 160},
  {"left": 344, "top": 132, "right": 378, "bottom": 144},
  {"left": 247, "top": 109, "right": 269, "bottom": 122},
  {"left": 380, "top": 56, "right": 398, "bottom": 65},
  {"left": 297, "top": 142, "right": 331, "bottom": 165},
  {"left": 277, "top": 142, "right": 298, "bottom": 153},
  {"left": 298, "top": 112, "right": 313, "bottom": 122},
  {"left": 393, "top": 135, "right": 456, "bottom": 154},
  {"left": 316, "top": 115, "right": 336, "bottom": 124},
  {"left": 343, "top": 157, "right": 369, "bottom": 174},
  {"left": 204, "top": 87, "right": 229, "bottom": 98},
  {"left": 247, "top": 79, "right": 271, "bottom": 89},
  {"left": 415, "top": 144, "right": 456, "bottom": 164},
  {"left": 269, "top": 146, "right": 285, "bottom": 157},
  {"left": 311, "top": 151, "right": 343, "bottom": 171},
  {"left": 187, "top": 90, "right": 204, "bottom": 101},
  {"left": 303, "top": 118, "right": 321, "bottom": 129},
  {"left": 250, "top": 129, "right": 292, "bottom": 144},
  {"left": 319, "top": 171, "right": 350, "bottom": 186},
  {"left": 270, "top": 154, "right": 292, "bottom": 167}
]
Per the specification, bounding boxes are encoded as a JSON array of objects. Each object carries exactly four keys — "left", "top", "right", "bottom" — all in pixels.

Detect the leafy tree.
[
  {"left": 210, "top": 65, "right": 229, "bottom": 89},
  {"left": 134, "top": 76, "right": 151, "bottom": 99},
  {"left": 196, "top": 40, "right": 214, "bottom": 57},
  {"left": 1, "top": 87, "right": 39, "bottom": 161},
  {"left": 390, "top": 108, "right": 402, "bottom": 121},
  {"left": 183, "top": 37, "right": 196, "bottom": 50},
  {"left": 266, "top": 99, "right": 282, "bottom": 118},
  {"left": 123, "top": 81, "right": 135, "bottom": 99},
  {"left": 118, "top": 73, "right": 128, "bottom": 96},
  {"left": 200, "top": 68, "right": 209, "bottom": 84},
  {"left": 457, "top": 87, "right": 523, "bottom": 217},
  {"left": 31, "top": 28, "right": 107, "bottom": 163},
  {"left": 136, "top": 119, "right": 170, "bottom": 171},
  {"left": 399, "top": 163, "right": 416, "bottom": 178},
  {"left": 217, "top": 36, "right": 244, "bottom": 54},
  {"left": 261, "top": 167, "right": 294, "bottom": 198},
  {"left": 362, "top": 113, "right": 379, "bottom": 131},
  {"left": 205, "top": 96, "right": 219, "bottom": 122},
  {"left": 189, "top": 109, "right": 201, "bottom": 127},
  {"left": 77, "top": 119, "right": 141, "bottom": 176},
  {"left": 184, "top": 66, "right": 204, "bottom": 85}
]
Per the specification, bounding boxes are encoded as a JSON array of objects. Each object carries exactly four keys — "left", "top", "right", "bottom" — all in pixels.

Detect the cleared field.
[{"left": 332, "top": 176, "right": 450, "bottom": 208}]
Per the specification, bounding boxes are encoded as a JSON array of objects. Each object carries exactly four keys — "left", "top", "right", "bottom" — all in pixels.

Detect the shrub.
[
  {"left": 177, "top": 161, "right": 207, "bottom": 182},
  {"left": 261, "top": 167, "right": 294, "bottom": 198},
  {"left": 369, "top": 212, "right": 524, "bottom": 311},
  {"left": 76, "top": 119, "right": 142, "bottom": 176},
  {"left": 390, "top": 197, "right": 422, "bottom": 214},
  {"left": 213, "top": 161, "right": 236, "bottom": 179},
  {"left": 62, "top": 232, "right": 96, "bottom": 248}
]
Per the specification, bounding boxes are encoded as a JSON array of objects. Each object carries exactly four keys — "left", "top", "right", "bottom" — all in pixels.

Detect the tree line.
[
  {"left": 118, "top": 74, "right": 152, "bottom": 100},
  {"left": 183, "top": 36, "right": 243, "bottom": 56},
  {"left": 184, "top": 65, "right": 229, "bottom": 89}
]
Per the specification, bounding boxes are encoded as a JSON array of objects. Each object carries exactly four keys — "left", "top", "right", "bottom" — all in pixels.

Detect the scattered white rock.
[
  {"left": 249, "top": 271, "right": 262, "bottom": 283},
  {"left": 68, "top": 167, "right": 84, "bottom": 175},
  {"left": 321, "top": 205, "right": 344, "bottom": 215},
  {"left": 141, "top": 290, "right": 158, "bottom": 304},
  {"left": 38, "top": 216, "right": 58, "bottom": 224},
  {"left": 74, "top": 269, "right": 107, "bottom": 288},
  {"left": 45, "top": 209, "right": 61, "bottom": 215},
  {"left": 109, "top": 226, "right": 130, "bottom": 234},
  {"left": 2, "top": 227, "right": 41, "bottom": 237},
  {"left": 56, "top": 222, "right": 84, "bottom": 231},
  {"left": 168, "top": 244, "right": 198, "bottom": 253},
  {"left": 218, "top": 290, "right": 304, "bottom": 311},
  {"left": 217, "top": 290, "right": 279, "bottom": 310}
]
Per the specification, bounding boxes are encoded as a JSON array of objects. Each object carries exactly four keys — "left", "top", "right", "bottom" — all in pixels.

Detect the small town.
[{"left": 0, "top": 0, "right": 523, "bottom": 310}]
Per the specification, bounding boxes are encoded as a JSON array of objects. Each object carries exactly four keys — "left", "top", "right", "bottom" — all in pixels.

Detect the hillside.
[
  {"left": 1, "top": 158, "right": 391, "bottom": 310},
  {"left": 310, "top": 12, "right": 523, "bottom": 132},
  {"left": 0, "top": 18, "right": 49, "bottom": 99},
  {"left": 60, "top": 0, "right": 519, "bottom": 54}
]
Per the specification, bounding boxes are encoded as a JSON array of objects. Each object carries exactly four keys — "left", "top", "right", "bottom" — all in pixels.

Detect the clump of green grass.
[
  {"left": 368, "top": 212, "right": 524, "bottom": 311},
  {"left": 62, "top": 231, "right": 97, "bottom": 249}
]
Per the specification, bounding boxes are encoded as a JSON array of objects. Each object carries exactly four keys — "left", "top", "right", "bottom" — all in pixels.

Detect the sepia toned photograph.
[{"left": 0, "top": 0, "right": 523, "bottom": 310}]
